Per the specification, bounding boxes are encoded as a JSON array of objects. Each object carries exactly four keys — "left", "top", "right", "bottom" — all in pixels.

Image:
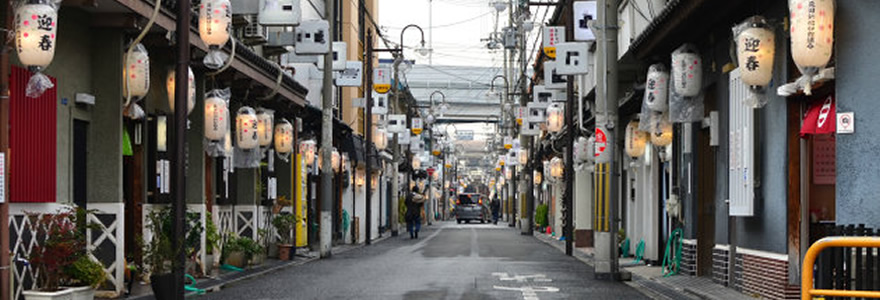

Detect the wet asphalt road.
[{"left": 202, "top": 221, "right": 648, "bottom": 300}]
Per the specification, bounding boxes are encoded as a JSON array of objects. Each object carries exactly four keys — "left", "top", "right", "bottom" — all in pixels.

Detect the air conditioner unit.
[
  {"left": 258, "top": 0, "right": 301, "bottom": 26},
  {"left": 242, "top": 21, "right": 268, "bottom": 45}
]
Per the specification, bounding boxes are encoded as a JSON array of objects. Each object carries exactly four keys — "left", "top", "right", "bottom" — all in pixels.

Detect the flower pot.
[
  {"left": 23, "top": 286, "right": 94, "bottom": 300},
  {"left": 267, "top": 241, "right": 279, "bottom": 258},
  {"left": 277, "top": 244, "right": 293, "bottom": 261},
  {"left": 225, "top": 251, "right": 247, "bottom": 269},
  {"left": 249, "top": 253, "right": 265, "bottom": 266},
  {"left": 150, "top": 274, "right": 175, "bottom": 300}
]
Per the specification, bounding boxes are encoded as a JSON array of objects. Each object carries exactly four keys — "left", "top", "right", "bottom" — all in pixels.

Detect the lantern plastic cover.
[
  {"left": 733, "top": 16, "right": 775, "bottom": 108},
  {"left": 546, "top": 102, "right": 565, "bottom": 133},
  {"left": 16, "top": 1, "right": 58, "bottom": 98},
  {"left": 123, "top": 102, "right": 146, "bottom": 120},
  {"left": 789, "top": 0, "right": 834, "bottom": 94},
  {"left": 124, "top": 43, "right": 150, "bottom": 100},
  {"left": 199, "top": 0, "right": 232, "bottom": 69},
  {"left": 204, "top": 88, "right": 231, "bottom": 157},
  {"left": 669, "top": 44, "right": 705, "bottom": 123},
  {"left": 625, "top": 120, "right": 648, "bottom": 158},
  {"left": 274, "top": 119, "right": 294, "bottom": 161},
  {"left": 234, "top": 106, "right": 261, "bottom": 168},
  {"left": 644, "top": 63, "right": 670, "bottom": 112},
  {"left": 256, "top": 108, "right": 275, "bottom": 147},
  {"left": 167, "top": 67, "right": 196, "bottom": 115}
]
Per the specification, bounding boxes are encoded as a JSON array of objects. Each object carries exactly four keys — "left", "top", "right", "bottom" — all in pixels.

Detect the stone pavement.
[{"left": 532, "top": 231, "right": 755, "bottom": 300}]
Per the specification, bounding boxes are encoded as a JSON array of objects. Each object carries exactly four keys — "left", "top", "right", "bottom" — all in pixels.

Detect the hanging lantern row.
[
  {"left": 124, "top": 44, "right": 150, "bottom": 100},
  {"left": 650, "top": 113, "right": 673, "bottom": 147},
  {"left": 236, "top": 106, "right": 259, "bottom": 149},
  {"left": 644, "top": 64, "right": 669, "bottom": 112},
  {"left": 275, "top": 120, "right": 294, "bottom": 154},
  {"left": 549, "top": 157, "right": 563, "bottom": 179},
  {"left": 299, "top": 140, "right": 317, "bottom": 167},
  {"left": 15, "top": 0, "right": 58, "bottom": 98},
  {"left": 789, "top": 0, "right": 835, "bottom": 95},
  {"left": 533, "top": 170, "right": 542, "bottom": 185},
  {"left": 204, "top": 89, "right": 230, "bottom": 141},
  {"left": 256, "top": 108, "right": 274, "bottom": 147}
]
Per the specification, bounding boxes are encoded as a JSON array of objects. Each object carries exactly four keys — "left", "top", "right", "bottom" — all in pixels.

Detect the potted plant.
[
  {"left": 221, "top": 236, "right": 250, "bottom": 269},
  {"left": 204, "top": 212, "right": 221, "bottom": 275},
  {"left": 245, "top": 237, "right": 265, "bottom": 266},
  {"left": 23, "top": 207, "right": 105, "bottom": 300},
  {"left": 141, "top": 207, "right": 202, "bottom": 300},
  {"left": 272, "top": 214, "right": 297, "bottom": 260}
]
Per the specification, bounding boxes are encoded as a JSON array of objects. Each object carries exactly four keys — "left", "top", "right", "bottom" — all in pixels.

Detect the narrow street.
[{"left": 203, "top": 222, "right": 647, "bottom": 300}]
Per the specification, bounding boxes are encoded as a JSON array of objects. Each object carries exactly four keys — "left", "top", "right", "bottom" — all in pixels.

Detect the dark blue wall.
[{"left": 834, "top": 1, "right": 880, "bottom": 229}]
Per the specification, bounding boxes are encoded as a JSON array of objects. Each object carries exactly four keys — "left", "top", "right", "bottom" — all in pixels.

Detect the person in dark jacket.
[
  {"left": 405, "top": 186, "right": 425, "bottom": 239},
  {"left": 490, "top": 196, "right": 501, "bottom": 225}
]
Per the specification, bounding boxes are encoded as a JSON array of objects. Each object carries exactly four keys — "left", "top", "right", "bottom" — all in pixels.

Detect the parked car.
[{"left": 455, "top": 193, "right": 489, "bottom": 224}]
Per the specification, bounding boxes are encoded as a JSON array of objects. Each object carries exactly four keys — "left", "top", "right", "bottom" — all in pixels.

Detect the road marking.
[{"left": 492, "top": 273, "right": 558, "bottom": 299}]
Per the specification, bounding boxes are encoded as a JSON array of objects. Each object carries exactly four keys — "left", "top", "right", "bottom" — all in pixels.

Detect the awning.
[{"left": 800, "top": 95, "right": 836, "bottom": 138}]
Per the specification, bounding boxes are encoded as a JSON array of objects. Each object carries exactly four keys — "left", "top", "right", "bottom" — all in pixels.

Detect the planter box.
[
  {"left": 23, "top": 286, "right": 94, "bottom": 300},
  {"left": 225, "top": 251, "right": 247, "bottom": 269}
]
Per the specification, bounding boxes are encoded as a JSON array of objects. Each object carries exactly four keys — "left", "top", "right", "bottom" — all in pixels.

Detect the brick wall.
[
  {"left": 734, "top": 248, "right": 800, "bottom": 300},
  {"left": 712, "top": 244, "right": 730, "bottom": 286},
  {"left": 681, "top": 239, "right": 697, "bottom": 276}
]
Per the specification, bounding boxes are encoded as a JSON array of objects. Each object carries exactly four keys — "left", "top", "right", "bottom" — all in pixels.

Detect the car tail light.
[{"left": 479, "top": 199, "right": 483, "bottom": 205}]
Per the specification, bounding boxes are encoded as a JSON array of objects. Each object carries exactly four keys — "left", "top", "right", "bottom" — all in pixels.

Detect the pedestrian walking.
[
  {"left": 405, "top": 186, "right": 425, "bottom": 239},
  {"left": 490, "top": 196, "right": 501, "bottom": 225}
]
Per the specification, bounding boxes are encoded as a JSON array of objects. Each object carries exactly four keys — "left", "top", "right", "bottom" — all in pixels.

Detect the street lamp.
[{"left": 430, "top": 90, "right": 448, "bottom": 118}]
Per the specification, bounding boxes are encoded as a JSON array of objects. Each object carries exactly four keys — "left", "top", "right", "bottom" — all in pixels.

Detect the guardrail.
[{"left": 802, "top": 236, "right": 880, "bottom": 300}]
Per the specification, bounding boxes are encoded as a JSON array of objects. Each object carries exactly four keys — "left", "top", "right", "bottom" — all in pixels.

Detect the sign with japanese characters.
[
  {"left": 335, "top": 61, "right": 362, "bottom": 87},
  {"left": 556, "top": 42, "right": 590, "bottom": 75},
  {"left": 542, "top": 26, "right": 563, "bottom": 59},
  {"left": 573, "top": 1, "right": 597, "bottom": 41},
  {"left": 373, "top": 65, "right": 391, "bottom": 94}
]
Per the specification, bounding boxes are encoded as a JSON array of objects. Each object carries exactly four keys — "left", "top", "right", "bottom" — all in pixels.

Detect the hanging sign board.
[
  {"left": 373, "top": 66, "right": 391, "bottom": 94},
  {"left": 411, "top": 118, "right": 424, "bottom": 135},
  {"left": 388, "top": 114, "right": 407, "bottom": 133},
  {"left": 543, "top": 61, "right": 567, "bottom": 89},
  {"left": 397, "top": 132, "right": 410, "bottom": 144},
  {"left": 335, "top": 61, "right": 362, "bottom": 87},
  {"left": 573, "top": 1, "right": 597, "bottom": 41},
  {"left": 542, "top": 26, "right": 564, "bottom": 59},
  {"left": 836, "top": 112, "right": 854, "bottom": 134},
  {"left": 556, "top": 42, "right": 590, "bottom": 75},
  {"left": 515, "top": 106, "right": 527, "bottom": 125}
]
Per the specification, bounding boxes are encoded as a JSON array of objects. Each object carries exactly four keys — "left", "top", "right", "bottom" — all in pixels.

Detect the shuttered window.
[
  {"left": 10, "top": 66, "right": 57, "bottom": 203},
  {"left": 728, "top": 68, "right": 754, "bottom": 216}
]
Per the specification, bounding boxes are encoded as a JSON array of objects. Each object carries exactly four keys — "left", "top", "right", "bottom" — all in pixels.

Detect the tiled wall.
[
  {"left": 681, "top": 239, "right": 697, "bottom": 276},
  {"left": 712, "top": 245, "right": 730, "bottom": 286},
  {"left": 734, "top": 248, "right": 800, "bottom": 300}
]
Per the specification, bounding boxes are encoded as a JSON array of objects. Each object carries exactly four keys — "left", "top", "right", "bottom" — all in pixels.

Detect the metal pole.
[
  {"left": 563, "top": 0, "right": 576, "bottom": 256},
  {"left": 519, "top": 5, "right": 532, "bottom": 235},
  {"left": 365, "top": 30, "right": 373, "bottom": 245},
  {"left": 171, "top": 0, "right": 191, "bottom": 297},
  {"left": 426, "top": 128, "right": 432, "bottom": 226},
  {"left": 0, "top": 1, "right": 12, "bottom": 297},
  {"left": 319, "top": 0, "right": 336, "bottom": 258}
]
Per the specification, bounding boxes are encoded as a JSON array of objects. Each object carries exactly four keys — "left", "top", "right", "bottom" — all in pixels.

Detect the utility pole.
[
  {"left": 171, "top": 0, "right": 191, "bottom": 297},
  {"left": 563, "top": 0, "right": 575, "bottom": 256},
  {"left": 319, "top": 0, "right": 336, "bottom": 258},
  {"left": 519, "top": 1, "right": 532, "bottom": 236},
  {"left": 0, "top": 1, "right": 12, "bottom": 298},
  {"left": 426, "top": 128, "right": 432, "bottom": 226},
  {"left": 594, "top": 0, "right": 620, "bottom": 279},
  {"left": 364, "top": 30, "right": 374, "bottom": 245},
  {"left": 390, "top": 58, "right": 401, "bottom": 236}
]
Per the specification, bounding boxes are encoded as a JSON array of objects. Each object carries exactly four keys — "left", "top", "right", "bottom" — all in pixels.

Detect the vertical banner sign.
[
  {"left": 573, "top": 1, "right": 598, "bottom": 41},
  {"left": 295, "top": 154, "right": 308, "bottom": 247},
  {"left": 0, "top": 153, "right": 5, "bottom": 203},
  {"left": 411, "top": 118, "right": 424, "bottom": 135},
  {"left": 542, "top": 26, "right": 563, "bottom": 59},
  {"left": 594, "top": 127, "right": 609, "bottom": 163},
  {"left": 373, "top": 65, "right": 391, "bottom": 94}
]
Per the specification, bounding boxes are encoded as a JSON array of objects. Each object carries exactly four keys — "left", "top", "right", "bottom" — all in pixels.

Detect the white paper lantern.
[
  {"left": 236, "top": 107, "right": 259, "bottom": 149},
  {"left": 199, "top": 0, "right": 231, "bottom": 48},
  {"left": 204, "top": 96, "right": 228, "bottom": 140},
  {"left": 374, "top": 128, "right": 388, "bottom": 151},
  {"left": 533, "top": 170, "right": 542, "bottom": 185},
  {"left": 549, "top": 157, "right": 563, "bottom": 179},
  {"left": 650, "top": 114, "right": 673, "bottom": 147},
  {"left": 546, "top": 103, "right": 564, "bottom": 133},
  {"left": 355, "top": 167, "right": 366, "bottom": 186},
  {"left": 789, "top": 0, "right": 834, "bottom": 69},
  {"left": 625, "top": 120, "right": 649, "bottom": 158},
  {"left": 274, "top": 120, "right": 293, "bottom": 154},
  {"left": 299, "top": 140, "right": 317, "bottom": 167},
  {"left": 735, "top": 17, "right": 775, "bottom": 87},
  {"left": 256, "top": 109, "right": 274, "bottom": 147},
  {"left": 671, "top": 45, "right": 702, "bottom": 97},
  {"left": 518, "top": 149, "right": 528, "bottom": 165},
  {"left": 166, "top": 68, "right": 196, "bottom": 115},
  {"left": 644, "top": 64, "right": 670, "bottom": 111},
  {"left": 331, "top": 150, "right": 341, "bottom": 173},
  {"left": 411, "top": 155, "right": 421, "bottom": 170},
  {"left": 123, "top": 44, "right": 150, "bottom": 99},
  {"left": 15, "top": 3, "right": 57, "bottom": 68},
  {"left": 505, "top": 167, "right": 512, "bottom": 180}
]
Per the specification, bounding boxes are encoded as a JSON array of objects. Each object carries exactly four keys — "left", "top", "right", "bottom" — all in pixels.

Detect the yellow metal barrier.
[{"left": 802, "top": 236, "right": 881, "bottom": 300}]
